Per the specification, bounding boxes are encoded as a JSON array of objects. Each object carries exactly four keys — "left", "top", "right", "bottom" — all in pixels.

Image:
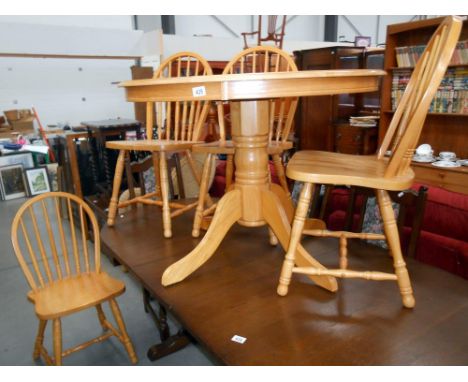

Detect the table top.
[
  {"left": 101, "top": 206, "right": 468, "bottom": 365},
  {"left": 119, "top": 69, "right": 386, "bottom": 102}
]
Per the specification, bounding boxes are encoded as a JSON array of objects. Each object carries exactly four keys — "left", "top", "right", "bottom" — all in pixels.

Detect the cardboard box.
[{"left": 3, "top": 109, "right": 35, "bottom": 135}]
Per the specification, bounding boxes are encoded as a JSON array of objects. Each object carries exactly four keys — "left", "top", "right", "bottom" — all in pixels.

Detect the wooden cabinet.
[
  {"left": 335, "top": 123, "right": 378, "bottom": 155},
  {"left": 380, "top": 17, "right": 468, "bottom": 194},
  {"left": 294, "top": 46, "right": 365, "bottom": 150}
]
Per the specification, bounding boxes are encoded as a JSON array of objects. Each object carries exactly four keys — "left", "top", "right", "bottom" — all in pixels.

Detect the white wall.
[
  {"left": 337, "top": 15, "right": 417, "bottom": 46},
  {"left": 0, "top": 16, "right": 136, "bottom": 128},
  {"left": 173, "top": 15, "right": 324, "bottom": 41}
]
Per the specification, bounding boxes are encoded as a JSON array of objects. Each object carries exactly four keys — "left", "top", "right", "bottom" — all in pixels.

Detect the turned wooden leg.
[
  {"left": 96, "top": 304, "right": 107, "bottom": 330},
  {"left": 52, "top": 318, "right": 62, "bottom": 366},
  {"left": 277, "top": 182, "right": 314, "bottom": 296},
  {"left": 193, "top": 153, "right": 213, "bottom": 238},
  {"left": 339, "top": 235, "right": 348, "bottom": 270},
  {"left": 109, "top": 299, "right": 138, "bottom": 364},
  {"left": 376, "top": 189, "right": 415, "bottom": 308},
  {"left": 152, "top": 152, "right": 161, "bottom": 198},
  {"left": 225, "top": 154, "right": 234, "bottom": 191},
  {"left": 33, "top": 319, "right": 47, "bottom": 360},
  {"left": 159, "top": 153, "right": 172, "bottom": 238},
  {"left": 107, "top": 150, "right": 126, "bottom": 227},
  {"left": 268, "top": 228, "right": 279, "bottom": 246},
  {"left": 272, "top": 154, "right": 290, "bottom": 197}
]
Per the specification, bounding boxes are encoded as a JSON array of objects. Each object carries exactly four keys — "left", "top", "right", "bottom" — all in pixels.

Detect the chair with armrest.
[
  {"left": 191, "top": 45, "right": 298, "bottom": 238},
  {"left": 11, "top": 192, "right": 138, "bottom": 365},
  {"left": 277, "top": 16, "right": 463, "bottom": 308},
  {"left": 241, "top": 15, "right": 287, "bottom": 49},
  {"left": 106, "top": 52, "right": 213, "bottom": 238}
]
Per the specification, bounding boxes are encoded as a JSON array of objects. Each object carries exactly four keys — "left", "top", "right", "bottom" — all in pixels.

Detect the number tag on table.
[
  {"left": 192, "top": 86, "right": 206, "bottom": 97},
  {"left": 231, "top": 335, "right": 247, "bottom": 344}
]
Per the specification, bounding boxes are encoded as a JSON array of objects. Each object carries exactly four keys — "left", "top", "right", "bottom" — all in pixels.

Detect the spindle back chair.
[
  {"left": 106, "top": 52, "right": 213, "bottom": 238},
  {"left": 242, "top": 15, "right": 287, "bottom": 49},
  {"left": 11, "top": 192, "right": 137, "bottom": 365},
  {"left": 191, "top": 46, "right": 298, "bottom": 238},
  {"left": 278, "top": 16, "right": 463, "bottom": 308}
]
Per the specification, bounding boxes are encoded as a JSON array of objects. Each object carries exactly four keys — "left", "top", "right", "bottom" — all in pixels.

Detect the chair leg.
[
  {"left": 107, "top": 150, "right": 126, "bottom": 227},
  {"left": 52, "top": 318, "right": 62, "bottom": 366},
  {"left": 376, "top": 189, "right": 415, "bottom": 308},
  {"left": 152, "top": 152, "right": 161, "bottom": 198},
  {"left": 109, "top": 299, "right": 138, "bottom": 364},
  {"left": 159, "top": 153, "right": 172, "bottom": 238},
  {"left": 272, "top": 154, "right": 290, "bottom": 196},
  {"left": 193, "top": 153, "right": 213, "bottom": 238},
  {"left": 225, "top": 154, "right": 234, "bottom": 191},
  {"left": 277, "top": 182, "right": 313, "bottom": 296},
  {"left": 33, "top": 319, "right": 47, "bottom": 360},
  {"left": 96, "top": 304, "right": 107, "bottom": 331}
]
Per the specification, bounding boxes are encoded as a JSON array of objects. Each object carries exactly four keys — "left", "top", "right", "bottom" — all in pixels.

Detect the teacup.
[
  {"left": 439, "top": 151, "right": 456, "bottom": 161},
  {"left": 416, "top": 144, "right": 433, "bottom": 157}
]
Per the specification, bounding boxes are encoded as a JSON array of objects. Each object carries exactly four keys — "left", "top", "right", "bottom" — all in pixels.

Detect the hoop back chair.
[
  {"left": 277, "top": 16, "right": 463, "bottom": 308},
  {"left": 11, "top": 192, "right": 137, "bottom": 365},
  {"left": 106, "top": 52, "right": 213, "bottom": 238},
  {"left": 242, "top": 15, "right": 287, "bottom": 49},
  {"left": 191, "top": 46, "right": 298, "bottom": 238}
]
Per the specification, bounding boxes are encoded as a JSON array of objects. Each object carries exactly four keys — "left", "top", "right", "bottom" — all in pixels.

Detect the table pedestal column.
[{"left": 162, "top": 100, "right": 337, "bottom": 292}]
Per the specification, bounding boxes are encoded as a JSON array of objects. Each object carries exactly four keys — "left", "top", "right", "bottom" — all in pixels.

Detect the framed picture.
[
  {"left": 0, "top": 152, "right": 34, "bottom": 169},
  {"left": 355, "top": 36, "right": 372, "bottom": 47},
  {"left": 0, "top": 164, "right": 28, "bottom": 200},
  {"left": 25, "top": 167, "right": 51, "bottom": 196},
  {"left": 43, "top": 163, "right": 59, "bottom": 191}
]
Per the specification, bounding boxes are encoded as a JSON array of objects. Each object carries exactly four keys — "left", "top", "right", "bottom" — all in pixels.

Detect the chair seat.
[
  {"left": 192, "top": 140, "right": 292, "bottom": 155},
  {"left": 287, "top": 150, "right": 414, "bottom": 191},
  {"left": 28, "top": 272, "right": 125, "bottom": 320},
  {"left": 106, "top": 139, "right": 202, "bottom": 152}
]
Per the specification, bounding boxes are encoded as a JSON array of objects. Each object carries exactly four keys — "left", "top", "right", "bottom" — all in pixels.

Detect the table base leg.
[{"left": 162, "top": 189, "right": 242, "bottom": 286}]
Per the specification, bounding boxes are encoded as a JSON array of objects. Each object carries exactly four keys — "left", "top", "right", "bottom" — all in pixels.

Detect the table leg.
[
  {"left": 162, "top": 189, "right": 242, "bottom": 286},
  {"left": 162, "top": 99, "right": 336, "bottom": 292}
]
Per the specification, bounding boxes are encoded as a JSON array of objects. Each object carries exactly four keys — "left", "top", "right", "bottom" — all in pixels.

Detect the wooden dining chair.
[
  {"left": 11, "top": 192, "right": 137, "bottom": 365},
  {"left": 191, "top": 45, "right": 298, "bottom": 238},
  {"left": 106, "top": 52, "right": 213, "bottom": 238},
  {"left": 241, "top": 15, "right": 287, "bottom": 49},
  {"left": 277, "top": 16, "right": 463, "bottom": 308}
]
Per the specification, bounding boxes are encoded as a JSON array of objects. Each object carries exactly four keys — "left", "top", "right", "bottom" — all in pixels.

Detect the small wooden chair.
[
  {"left": 11, "top": 192, "right": 137, "bottom": 365},
  {"left": 277, "top": 16, "right": 463, "bottom": 308},
  {"left": 106, "top": 52, "right": 212, "bottom": 238},
  {"left": 191, "top": 46, "right": 298, "bottom": 237},
  {"left": 241, "top": 16, "right": 287, "bottom": 49}
]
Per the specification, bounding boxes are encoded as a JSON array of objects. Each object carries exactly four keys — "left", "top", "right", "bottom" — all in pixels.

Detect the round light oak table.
[{"left": 119, "top": 69, "right": 386, "bottom": 292}]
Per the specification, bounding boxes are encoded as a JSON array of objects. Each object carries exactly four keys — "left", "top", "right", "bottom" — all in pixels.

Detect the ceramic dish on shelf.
[
  {"left": 435, "top": 156, "right": 460, "bottom": 162},
  {"left": 456, "top": 159, "right": 468, "bottom": 167},
  {"left": 431, "top": 160, "right": 461, "bottom": 168},
  {"left": 412, "top": 155, "right": 436, "bottom": 163}
]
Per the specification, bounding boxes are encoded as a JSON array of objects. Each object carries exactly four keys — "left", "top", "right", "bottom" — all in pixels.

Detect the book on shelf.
[
  {"left": 395, "top": 40, "right": 468, "bottom": 68},
  {"left": 391, "top": 67, "right": 468, "bottom": 114}
]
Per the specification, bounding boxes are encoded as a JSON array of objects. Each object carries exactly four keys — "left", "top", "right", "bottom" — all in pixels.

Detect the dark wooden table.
[{"left": 101, "top": 206, "right": 468, "bottom": 365}]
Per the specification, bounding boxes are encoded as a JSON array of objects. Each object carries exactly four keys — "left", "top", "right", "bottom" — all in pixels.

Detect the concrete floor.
[{"left": 0, "top": 197, "right": 216, "bottom": 366}]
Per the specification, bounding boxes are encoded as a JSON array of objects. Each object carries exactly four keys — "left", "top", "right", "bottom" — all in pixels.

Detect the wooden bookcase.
[
  {"left": 294, "top": 46, "right": 365, "bottom": 151},
  {"left": 380, "top": 17, "right": 468, "bottom": 194}
]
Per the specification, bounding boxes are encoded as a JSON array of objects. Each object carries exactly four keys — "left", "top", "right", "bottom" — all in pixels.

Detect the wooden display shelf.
[
  {"left": 411, "top": 162, "right": 468, "bottom": 195},
  {"left": 383, "top": 110, "right": 468, "bottom": 118},
  {"left": 390, "top": 63, "right": 468, "bottom": 70},
  {"left": 380, "top": 17, "right": 468, "bottom": 193}
]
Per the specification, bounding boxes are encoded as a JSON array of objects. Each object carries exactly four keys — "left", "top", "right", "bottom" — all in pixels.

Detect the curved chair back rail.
[
  {"left": 147, "top": 51, "right": 213, "bottom": 142},
  {"left": 11, "top": 191, "right": 101, "bottom": 291},
  {"left": 219, "top": 45, "right": 298, "bottom": 144}
]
